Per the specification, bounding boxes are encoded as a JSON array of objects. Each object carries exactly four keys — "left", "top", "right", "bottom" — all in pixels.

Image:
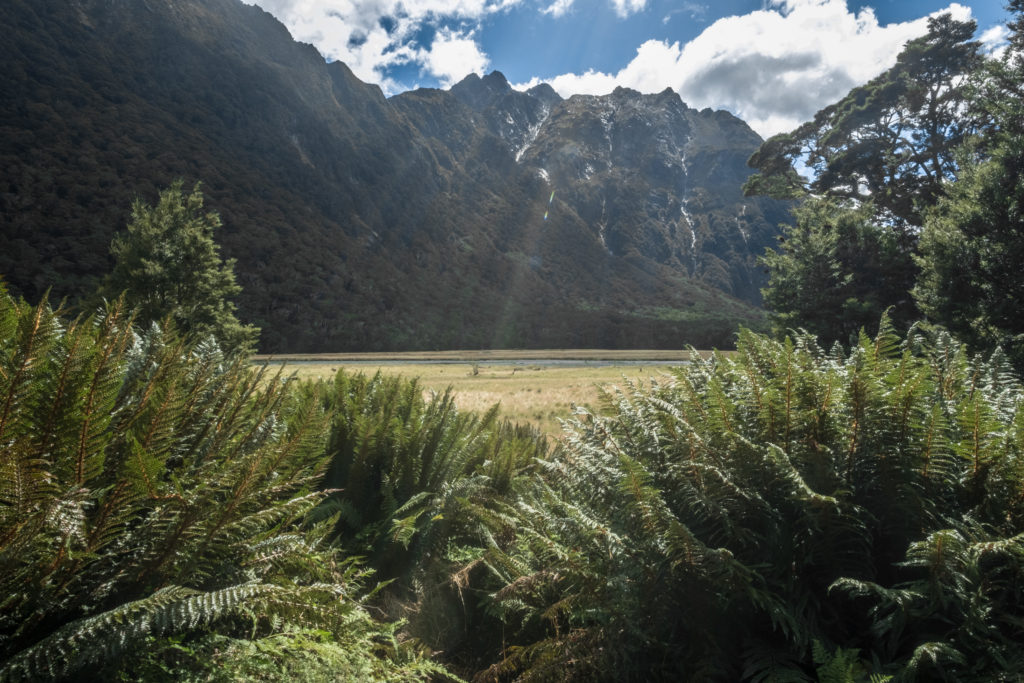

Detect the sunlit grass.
[{"left": 273, "top": 357, "right": 696, "bottom": 437}]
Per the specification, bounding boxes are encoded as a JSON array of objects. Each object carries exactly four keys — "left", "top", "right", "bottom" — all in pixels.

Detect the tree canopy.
[
  {"left": 93, "top": 181, "right": 258, "bottom": 354},
  {"left": 760, "top": 197, "right": 916, "bottom": 345},
  {"left": 915, "top": 8, "right": 1024, "bottom": 367},
  {"left": 744, "top": 13, "right": 982, "bottom": 230},
  {"left": 745, "top": 12, "right": 1009, "bottom": 349}
]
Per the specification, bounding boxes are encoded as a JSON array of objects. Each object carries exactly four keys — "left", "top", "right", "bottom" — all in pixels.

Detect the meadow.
[{"left": 255, "top": 350, "right": 703, "bottom": 436}]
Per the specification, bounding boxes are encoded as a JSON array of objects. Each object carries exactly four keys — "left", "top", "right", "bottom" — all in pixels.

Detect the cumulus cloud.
[
  {"left": 979, "top": 24, "right": 1010, "bottom": 57},
  {"left": 610, "top": 0, "right": 646, "bottom": 18},
  {"left": 542, "top": 0, "right": 574, "bottom": 18},
  {"left": 516, "top": 0, "right": 976, "bottom": 138},
  {"left": 244, "top": 0, "right": 512, "bottom": 92},
  {"left": 417, "top": 28, "right": 490, "bottom": 85}
]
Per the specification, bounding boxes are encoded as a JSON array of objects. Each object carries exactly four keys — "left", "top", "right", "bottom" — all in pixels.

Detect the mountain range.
[{"left": 0, "top": 0, "right": 790, "bottom": 352}]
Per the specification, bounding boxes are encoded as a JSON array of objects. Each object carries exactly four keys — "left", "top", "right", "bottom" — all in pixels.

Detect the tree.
[
  {"left": 746, "top": 14, "right": 982, "bottom": 345},
  {"left": 745, "top": 14, "right": 982, "bottom": 230},
  {"left": 94, "top": 181, "right": 258, "bottom": 354},
  {"left": 760, "top": 197, "right": 917, "bottom": 346},
  {"left": 915, "top": 3, "right": 1024, "bottom": 368}
]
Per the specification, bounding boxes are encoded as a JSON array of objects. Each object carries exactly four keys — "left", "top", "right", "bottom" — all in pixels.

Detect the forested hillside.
[{"left": 0, "top": 0, "right": 788, "bottom": 352}]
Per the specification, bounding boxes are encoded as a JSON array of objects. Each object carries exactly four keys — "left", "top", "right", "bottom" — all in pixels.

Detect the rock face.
[{"left": 0, "top": 0, "right": 789, "bottom": 352}]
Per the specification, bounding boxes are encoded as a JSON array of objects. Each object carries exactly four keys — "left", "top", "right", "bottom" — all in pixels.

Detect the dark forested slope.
[{"left": 0, "top": 0, "right": 788, "bottom": 351}]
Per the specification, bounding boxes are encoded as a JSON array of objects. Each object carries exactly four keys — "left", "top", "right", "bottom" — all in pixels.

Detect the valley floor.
[{"left": 255, "top": 350, "right": 709, "bottom": 436}]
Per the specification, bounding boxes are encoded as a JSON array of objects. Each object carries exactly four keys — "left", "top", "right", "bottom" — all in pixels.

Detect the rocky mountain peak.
[
  {"left": 446, "top": 71, "right": 561, "bottom": 161},
  {"left": 450, "top": 70, "right": 511, "bottom": 110},
  {"left": 481, "top": 70, "right": 510, "bottom": 90},
  {"left": 526, "top": 82, "right": 561, "bottom": 108},
  {"left": 489, "top": 83, "right": 786, "bottom": 298}
]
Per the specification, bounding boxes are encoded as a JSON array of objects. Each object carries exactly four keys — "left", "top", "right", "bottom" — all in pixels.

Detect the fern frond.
[{"left": 898, "top": 641, "right": 966, "bottom": 680}]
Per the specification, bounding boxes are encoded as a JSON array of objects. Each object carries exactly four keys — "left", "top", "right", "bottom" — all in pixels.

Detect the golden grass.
[
  {"left": 275, "top": 359, "right": 690, "bottom": 438},
  {"left": 253, "top": 349, "right": 701, "bottom": 363}
]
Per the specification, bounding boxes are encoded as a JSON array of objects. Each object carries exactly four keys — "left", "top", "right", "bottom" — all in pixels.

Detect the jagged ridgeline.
[{"left": 0, "top": 0, "right": 790, "bottom": 352}]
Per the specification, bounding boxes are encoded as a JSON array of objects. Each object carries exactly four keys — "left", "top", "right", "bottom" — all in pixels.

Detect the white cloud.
[
  {"left": 663, "top": 2, "right": 708, "bottom": 24},
  {"left": 541, "top": 69, "right": 619, "bottom": 95},
  {"left": 979, "top": 25, "right": 1010, "bottom": 57},
  {"left": 244, "top": 0, "right": 512, "bottom": 92},
  {"left": 516, "top": 1, "right": 976, "bottom": 138},
  {"left": 542, "top": 0, "right": 574, "bottom": 18},
  {"left": 417, "top": 28, "right": 490, "bottom": 85},
  {"left": 610, "top": 0, "right": 646, "bottom": 18}
]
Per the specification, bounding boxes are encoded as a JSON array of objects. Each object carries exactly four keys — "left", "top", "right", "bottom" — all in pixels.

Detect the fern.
[
  {"left": 314, "top": 371, "right": 546, "bottom": 584},
  {"left": 470, "top": 318, "right": 1024, "bottom": 681},
  {"left": 0, "top": 290, "right": 447, "bottom": 682}
]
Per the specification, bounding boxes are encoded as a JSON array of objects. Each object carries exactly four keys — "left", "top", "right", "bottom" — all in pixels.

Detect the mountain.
[{"left": 0, "top": 0, "right": 789, "bottom": 352}]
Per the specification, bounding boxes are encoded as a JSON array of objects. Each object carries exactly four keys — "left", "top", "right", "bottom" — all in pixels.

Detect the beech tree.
[
  {"left": 94, "top": 181, "right": 258, "bottom": 353},
  {"left": 760, "top": 198, "right": 916, "bottom": 345},
  {"left": 744, "top": 13, "right": 982, "bottom": 230},
  {"left": 915, "top": 1, "right": 1024, "bottom": 368},
  {"left": 748, "top": 13, "right": 982, "bottom": 344}
]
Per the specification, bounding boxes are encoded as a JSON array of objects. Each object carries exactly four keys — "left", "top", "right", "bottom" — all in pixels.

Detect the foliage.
[
  {"left": 759, "top": 198, "right": 916, "bottom": 346},
  {"left": 915, "top": 5, "right": 1024, "bottom": 370},
  {"left": 310, "top": 370, "right": 551, "bottom": 668},
  {"left": 5, "top": 279, "right": 1024, "bottom": 681},
  {"left": 473, "top": 319, "right": 1024, "bottom": 681},
  {"left": 314, "top": 370, "right": 548, "bottom": 579},
  {"left": 747, "top": 12, "right": 985, "bottom": 346},
  {"left": 92, "top": 181, "right": 258, "bottom": 354},
  {"left": 744, "top": 13, "right": 982, "bottom": 230},
  {"left": 0, "top": 288, "right": 443, "bottom": 682},
  {"left": 117, "top": 622, "right": 454, "bottom": 682}
]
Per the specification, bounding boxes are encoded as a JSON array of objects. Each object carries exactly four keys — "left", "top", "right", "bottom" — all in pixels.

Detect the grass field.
[
  {"left": 252, "top": 349, "right": 699, "bottom": 363},
  {"left": 256, "top": 350, "right": 706, "bottom": 437}
]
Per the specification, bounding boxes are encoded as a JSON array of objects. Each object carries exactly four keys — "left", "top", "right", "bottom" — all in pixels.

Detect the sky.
[{"left": 244, "top": 0, "right": 1012, "bottom": 137}]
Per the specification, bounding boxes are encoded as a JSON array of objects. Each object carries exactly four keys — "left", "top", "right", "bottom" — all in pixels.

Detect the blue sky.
[{"left": 246, "top": 0, "right": 1012, "bottom": 136}]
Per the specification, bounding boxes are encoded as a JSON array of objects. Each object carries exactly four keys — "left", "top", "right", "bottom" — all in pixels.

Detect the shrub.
[
  {"left": 477, "top": 318, "right": 1024, "bottom": 681},
  {"left": 0, "top": 289, "right": 444, "bottom": 681},
  {"left": 311, "top": 370, "right": 550, "bottom": 669}
]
